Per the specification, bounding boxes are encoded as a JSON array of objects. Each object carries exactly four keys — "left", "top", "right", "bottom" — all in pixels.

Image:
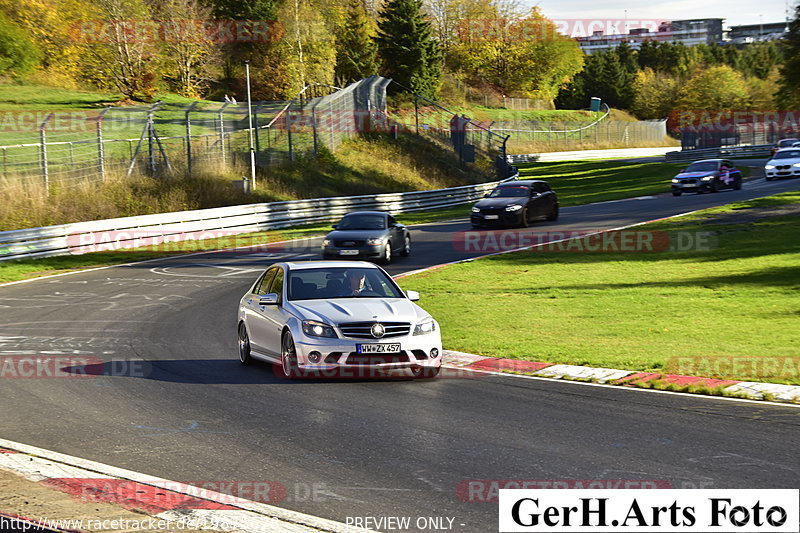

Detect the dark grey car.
[{"left": 322, "top": 211, "right": 410, "bottom": 264}]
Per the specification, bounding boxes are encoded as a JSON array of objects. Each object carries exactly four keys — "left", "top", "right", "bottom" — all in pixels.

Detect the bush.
[{"left": 0, "top": 13, "right": 41, "bottom": 77}]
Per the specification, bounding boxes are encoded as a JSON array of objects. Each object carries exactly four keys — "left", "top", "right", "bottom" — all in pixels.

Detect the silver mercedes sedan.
[{"left": 237, "top": 261, "right": 442, "bottom": 379}]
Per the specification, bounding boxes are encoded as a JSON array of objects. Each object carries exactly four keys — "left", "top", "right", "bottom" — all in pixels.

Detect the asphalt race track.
[{"left": 1, "top": 170, "right": 799, "bottom": 531}]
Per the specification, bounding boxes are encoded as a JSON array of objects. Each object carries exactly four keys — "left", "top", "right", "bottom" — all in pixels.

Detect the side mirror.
[
  {"left": 483, "top": 194, "right": 490, "bottom": 198},
  {"left": 406, "top": 290, "right": 420, "bottom": 301},
  {"left": 259, "top": 293, "right": 279, "bottom": 306},
  {"left": 332, "top": 224, "right": 338, "bottom": 229},
  {"left": 679, "top": 168, "right": 686, "bottom": 173}
]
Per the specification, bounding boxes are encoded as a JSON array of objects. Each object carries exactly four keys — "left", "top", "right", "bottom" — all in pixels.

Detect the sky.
[{"left": 529, "top": 0, "right": 794, "bottom": 29}]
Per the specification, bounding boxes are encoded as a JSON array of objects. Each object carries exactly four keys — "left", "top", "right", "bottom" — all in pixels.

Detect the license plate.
[
  {"left": 681, "top": 183, "right": 695, "bottom": 187},
  {"left": 357, "top": 343, "right": 401, "bottom": 354},
  {"left": 484, "top": 214, "right": 499, "bottom": 220},
  {"left": 339, "top": 249, "right": 359, "bottom": 255}
]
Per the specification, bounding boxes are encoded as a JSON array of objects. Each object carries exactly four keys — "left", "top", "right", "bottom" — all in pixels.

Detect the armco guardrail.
[
  {"left": 0, "top": 176, "right": 516, "bottom": 262},
  {"left": 665, "top": 144, "right": 772, "bottom": 163},
  {"left": 508, "top": 147, "right": 676, "bottom": 163}
]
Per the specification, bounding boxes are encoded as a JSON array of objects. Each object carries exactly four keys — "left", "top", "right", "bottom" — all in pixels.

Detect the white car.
[
  {"left": 237, "top": 261, "right": 442, "bottom": 379},
  {"left": 765, "top": 147, "right": 800, "bottom": 180}
]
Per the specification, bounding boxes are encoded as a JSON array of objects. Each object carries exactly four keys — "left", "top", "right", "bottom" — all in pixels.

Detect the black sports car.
[
  {"left": 671, "top": 159, "right": 742, "bottom": 196},
  {"left": 470, "top": 180, "right": 559, "bottom": 228},
  {"left": 321, "top": 211, "right": 410, "bottom": 264}
]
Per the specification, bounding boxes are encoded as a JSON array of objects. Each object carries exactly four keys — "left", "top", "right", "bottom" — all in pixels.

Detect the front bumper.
[
  {"left": 672, "top": 180, "right": 712, "bottom": 192},
  {"left": 322, "top": 244, "right": 384, "bottom": 259},
  {"left": 765, "top": 169, "right": 800, "bottom": 178},
  {"left": 471, "top": 211, "right": 523, "bottom": 227},
  {"left": 294, "top": 332, "right": 442, "bottom": 373}
]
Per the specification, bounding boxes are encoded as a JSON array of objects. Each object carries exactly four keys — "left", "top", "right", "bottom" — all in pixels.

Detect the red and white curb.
[
  {"left": 441, "top": 350, "right": 800, "bottom": 404},
  {"left": 0, "top": 438, "right": 376, "bottom": 533}
]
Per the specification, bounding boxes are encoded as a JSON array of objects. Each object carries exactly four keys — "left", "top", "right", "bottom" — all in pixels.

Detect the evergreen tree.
[
  {"left": 374, "top": 0, "right": 441, "bottom": 98},
  {"left": 637, "top": 40, "right": 659, "bottom": 70},
  {"left": 778, "top": 3, "right": 800, "bottom": 109},
  {"left": 334, "top": 0, "right": 378, "bottom": 84}
]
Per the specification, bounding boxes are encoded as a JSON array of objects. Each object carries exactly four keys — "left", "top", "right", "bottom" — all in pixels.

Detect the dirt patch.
[
  {"left": 0, "top": 468, "right": 204, "bottom": 532},
  {"left": 701, "top": 203, "right": 800, "bottom": 225}
]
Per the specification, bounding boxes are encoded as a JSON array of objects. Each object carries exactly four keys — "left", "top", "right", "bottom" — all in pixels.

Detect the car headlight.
[
  {"left": 413, "top": 317, "right": 436, "bottom": 336},
  {"left": 671, "top": 179, "right": 679, "bottom": 183},
  {"left": 701, "top": 176, "right": 714, "bottom": 181},
  {"left": 505, "top": 204, "right": 523, "bottom": 212},
  {"left": 366, "top": 237, "right": 385, "bottom": 245},
  {"left": 471, "top": 206, "right": 480, "bottom": 213},
  {"left": 322, "top": 239, "right": 331, "bottom": 246},
  {"left": 302, "top": 320, "right": 337, "bottom": 338},
  {"left": 793, "top": 163, "right": 800, "bottom": 168},
  {"left": 765, "top": 165, "right": 775, "bottom": 169}
]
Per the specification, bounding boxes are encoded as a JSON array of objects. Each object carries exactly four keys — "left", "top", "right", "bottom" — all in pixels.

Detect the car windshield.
[
  {"left": 336, "top": 214, "right": 386, "bottom": 230},
  {"left": 488, "top": 187, "right": 529, "bottom": 198},
  {"left": 778, "top": 139, "right": 799, "bottom": 147},
  {"left": 685, "top": 162, "right": 718, "bottom": 172},
  {"left": 773, "top": 150, "right": 800, "bottom": 159},
  {"left": 288, "top": 267, "right": 405, "bottom": 300}
]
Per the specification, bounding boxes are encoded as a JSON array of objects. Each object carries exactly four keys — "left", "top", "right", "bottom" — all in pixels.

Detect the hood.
[
  {"left": 675, "top": 171, "right": 716, "bottom": 179},
  {"left": 325, "top": 229, "right": 388, "bottom": 240},
  {"left": 289, "top": 298, "right": 427, "bottom": 325},
  {"left": 768, "top": 158, "right": 800, "bottom": 165},
  {"left": 473, "top": 197, "right": 526, "bottom": 209}
]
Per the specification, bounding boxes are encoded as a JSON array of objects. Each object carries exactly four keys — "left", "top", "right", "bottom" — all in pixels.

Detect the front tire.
[
  {"left": 381, "top": 242, "right": 392, "bottom": 265},
  {"left": 280, "top": 332, "right": 302, "bottom": 379},
  {"left": 238, "top": 323, "right": 252, "bottom": 365},
  {"left": 520, "top": 208, "right": 530, "bottom": 228},
  {"left": 733, "top": 178, "right": 742, "bottom": 190},
  {"left": 672, "top": 190, "right": 682, "bottom": 197},
  {"left": 399, "top": 235, "right": 411, "bottom": 257}
]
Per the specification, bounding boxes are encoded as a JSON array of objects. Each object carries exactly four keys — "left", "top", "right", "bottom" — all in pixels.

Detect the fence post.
[
  {"left": 287, "top": 105, "right": 294, "bottom": 161},
  {"left": 185, "top": 101, "right": 198, "bottom": 177},
  {"left": 414, "top": 95, "right": 419, "bottom": 135},
  {"left": 217, "top": 102, "right": 230, "bottom": 168},
  {"left": 97, "top": 108, "right": 109, "bottom": 181},
  {"left": 39, "top": 113, "right": 53, "bottom": 192},
  {"left": 311, "top": 105, "right": 318, "bottom": 158}
]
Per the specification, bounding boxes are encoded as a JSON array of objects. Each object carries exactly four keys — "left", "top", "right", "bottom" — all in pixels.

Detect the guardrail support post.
[{"left": 217, "top": 102, "right": 230, "bottom": 168}]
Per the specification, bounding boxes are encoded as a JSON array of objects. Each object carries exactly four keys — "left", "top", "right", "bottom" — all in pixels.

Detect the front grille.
[
  {"left": 334, "top": 240, "right": 365, "bottom": 247},
  {"left": 777, "top": 165, "right": 791, "bottom": 170},
  {"left": 346, "top": 351, "right": 410, "bottom": 365},
  {"left": 480, "top": 207, "right": 502, "bottom": 214},
  {"left": 339, "top": 322, "right": 411, "bottom": 339},
  {"left": 681, "top": 179, "right": 696, "bottom": 184}
]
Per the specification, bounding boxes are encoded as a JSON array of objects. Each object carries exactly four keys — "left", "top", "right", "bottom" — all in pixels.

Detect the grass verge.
[{"left": 397, "top": 190, "right": 800, "bottom": 385}]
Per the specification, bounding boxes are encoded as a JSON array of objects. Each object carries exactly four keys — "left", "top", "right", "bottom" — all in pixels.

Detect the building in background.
[{"left": 575, "top": 17, "right": 787, "bottom": 54}]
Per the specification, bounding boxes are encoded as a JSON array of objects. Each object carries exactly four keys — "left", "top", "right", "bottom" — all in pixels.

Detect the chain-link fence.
[
  {"left": 679, "top": 123, "right": 800, "bottom": 150},
  {"left": 490, "top": 108, "right": 670, "bottom": 152},
  {"left": 0, "top": 75, "right": 519, "bottom": 193}
]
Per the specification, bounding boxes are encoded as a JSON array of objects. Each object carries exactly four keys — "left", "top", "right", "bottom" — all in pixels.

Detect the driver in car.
[{"left": 344, "top": 270, "right": 368, "bottom": 296}]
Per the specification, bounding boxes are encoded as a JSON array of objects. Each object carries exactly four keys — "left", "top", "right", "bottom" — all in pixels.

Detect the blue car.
[{"left": 671, "top": 159, "right": 742, "bottom": 196}]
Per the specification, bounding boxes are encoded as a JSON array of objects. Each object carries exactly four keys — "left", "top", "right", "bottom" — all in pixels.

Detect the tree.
[
  {"left": 375, "top": 0, "right": 441, "bottom": 98},
  {"left": 676, "top": 66, "right": 749, "bottom": 110},
  {"left": 334, "top": 0, "right": 378, "bottom": 84},
  {"left": 151, "top": 0, "right": 220, "bottom": 98},
  {"left": 778, "top": 3, "right": 800, "bottom": 109},
  {"left": 448, "top": 8, "right": 582, "bottom": 102},
  {"left": 0, "top": 12, "right": 41, "bottom": 76},
  {"left": 80, "top": 0, "right": 159, "bottom": 100},
  {"left": 630, "top": 68, "right": 678, "bottom": 119}
]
